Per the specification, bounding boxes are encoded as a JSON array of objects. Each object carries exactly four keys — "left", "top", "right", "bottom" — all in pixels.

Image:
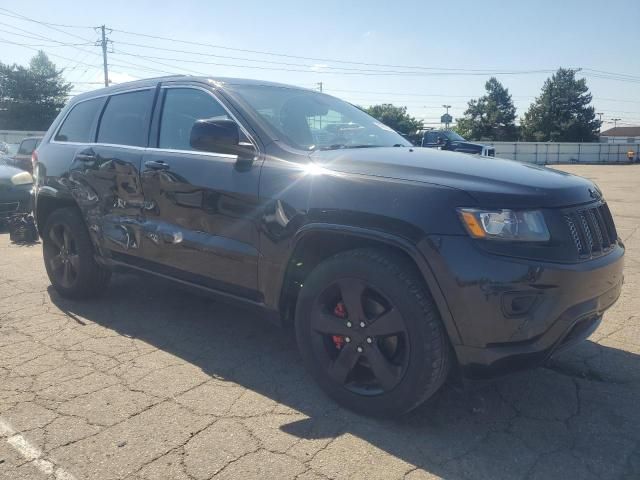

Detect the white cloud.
[{"left": 310, "top": 64, "right": 328, "bottom": 72}]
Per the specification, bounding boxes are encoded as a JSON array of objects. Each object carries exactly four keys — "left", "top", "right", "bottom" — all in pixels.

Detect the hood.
[
  {"left": 0, "top": 163, "right": 26, "bottom": 184},
  {"left": 452, "top": 141, "right": 486, "bottom": 151},
  {"left": 310, "top": 147, "right": 598, "bottom": 209}
]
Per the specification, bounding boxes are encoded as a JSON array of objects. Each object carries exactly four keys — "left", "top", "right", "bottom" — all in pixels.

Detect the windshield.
[
  {"left": 228, "top": 85, "right": 412, "bottom": 151},
  {"left": 444, "top": 131, "right": 465, "bottom": 142}
]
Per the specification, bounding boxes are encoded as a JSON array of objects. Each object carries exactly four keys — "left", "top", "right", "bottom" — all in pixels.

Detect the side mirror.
[
  {"left": 190, "top": 118, "right": 240, "bottom": 154},
  {"left": 190, "top": 118, "right": 256, "bottom": 168}
]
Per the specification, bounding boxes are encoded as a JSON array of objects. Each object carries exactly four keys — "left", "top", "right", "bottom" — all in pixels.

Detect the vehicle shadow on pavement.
[{"left": 48, "top": 274, "right": 640, "bottom": 479}]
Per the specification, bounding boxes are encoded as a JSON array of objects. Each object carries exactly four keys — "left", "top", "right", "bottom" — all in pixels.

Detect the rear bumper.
[{"left": 421, "top": 235, "right": 624, "bottom": 379}]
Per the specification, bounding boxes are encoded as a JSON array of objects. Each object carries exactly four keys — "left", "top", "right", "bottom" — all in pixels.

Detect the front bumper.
[
  {"left": 423, "top": 235, "right": 624, "bottom": 379},
  {"left": 0, "top": 185, "right": 32, "bottom": 219}
]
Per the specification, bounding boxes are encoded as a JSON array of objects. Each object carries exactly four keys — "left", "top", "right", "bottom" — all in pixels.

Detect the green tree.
[
  {"left": 521, "top": 68, "right": 600, "bottom": 142},
  {"left": 455, "top": 77, "right": 518, "bottom": 141},
  {"left": 364, "top": 104, "right": 424, "bottom": 144},
  {"left": 0, "top": 51, "right": 71, "bottom": 130}
]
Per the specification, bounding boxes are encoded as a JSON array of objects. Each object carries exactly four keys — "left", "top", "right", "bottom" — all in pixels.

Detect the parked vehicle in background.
[
  {"left": 33, "top": 76, "right": 623, "bottom": 416},
  {"left": 0, "top": 156, "right": 33, "bottom": 225},
  {"left": 422, "top": 130, "right": 495, "bottom": 157},
  {"left": 11, "top": 137, "right": 42, "bottom": 172},
  {"left": 4, "top": 144, "right": 19, "bottom": 156}
]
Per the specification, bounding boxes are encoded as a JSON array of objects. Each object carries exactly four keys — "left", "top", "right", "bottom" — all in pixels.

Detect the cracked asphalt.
[{"left": 1, "top": 164, "right": 639, "bottom": 480}]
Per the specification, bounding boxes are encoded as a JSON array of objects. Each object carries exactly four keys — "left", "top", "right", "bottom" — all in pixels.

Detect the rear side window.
[
  {"left": 159, "top": 88, "right": 230, "bottom": 151},
  {"left": 424, "top": 132, "right": 437, "bottom": 144},
  {"left": 55, "top": 98, "right": 104, "bottom": 142},
  {"left": 98, "top": 90, "right": 153, "bottom": 147}
]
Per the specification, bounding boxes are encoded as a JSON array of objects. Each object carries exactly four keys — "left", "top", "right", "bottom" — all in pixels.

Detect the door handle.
[
  {"left": 145, "top": 160, "right": 170, "bottom": 170},
  {"left": 75, "top": 149, "right": 96, "bottom": 162}
]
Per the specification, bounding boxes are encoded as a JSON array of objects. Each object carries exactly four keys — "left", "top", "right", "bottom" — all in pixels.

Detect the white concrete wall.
[
  {"left": 487, "top": 142, "right": 640, "bottom": 164},
  {"left": 0, "top": 130, "right": 46, "bottom": 144}
]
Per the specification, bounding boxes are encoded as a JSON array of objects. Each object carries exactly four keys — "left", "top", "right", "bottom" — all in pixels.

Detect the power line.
[
  {"left": 321, "top": 88, "right": 640, "bottom": 105},
  {"left": 0, "top": 27, "right": 92, "bottom": 47},
  {"left": 4, "top": 9, "right": 555, "bottom": 75},
  {"left": 111, "top": 49, "right": 559, "bottom": 77},
  {"left": 583, "top": 68, "right": 640, "bottom": 81},
  {"left": 111, "top": 27, "right": 563, "bottom": 73},
  {"left": 0, "top": 7, "right": 92, "bottom": 29},
  {"left": 3, "top": 9, "right": 640, "bottom": 85},
  {"left": 0, "top": 37, "right": 103, "bottom": 72}
]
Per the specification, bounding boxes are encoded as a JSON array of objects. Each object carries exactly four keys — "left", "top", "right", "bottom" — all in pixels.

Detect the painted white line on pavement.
[{"left": 0, "top": 418, "right": 78, "bottom": 480}]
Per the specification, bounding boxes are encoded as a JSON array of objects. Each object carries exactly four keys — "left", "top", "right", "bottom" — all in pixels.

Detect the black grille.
[
  {"left": 563, "top": 203, "right": 617, "bottom": 258},
  {"left": 0, "top": 202, "right": 20, "bottom": 216}
]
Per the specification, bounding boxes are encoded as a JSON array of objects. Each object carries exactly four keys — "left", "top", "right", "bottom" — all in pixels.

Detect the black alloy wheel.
[
  {"left": 309, "top": 277, "right": 410, "bottom": 396},
  {"left": 42, "top": 207, "right": 111, "bottom": 298},
  {"left": 295, "top": 248, "right": 451, "bottom": 416},
  {"left": 46, "top": 223, "right": 80, "bottom": 288}
]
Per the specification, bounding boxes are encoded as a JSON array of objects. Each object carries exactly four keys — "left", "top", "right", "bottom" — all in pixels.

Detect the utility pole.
[
  {"left": 612, "top": 118, "right": 621, "bottom": 129},
  {"left": 597, "top": 112, "right": 604, "bottom": 134},
  {"left": 316, "top": 82, "right": 323, "bottom": 93},
  {"left": 99, "top": 25, "right": 109, "bottom": 87}
]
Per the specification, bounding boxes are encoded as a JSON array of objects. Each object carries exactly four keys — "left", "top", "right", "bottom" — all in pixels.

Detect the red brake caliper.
[{"left": 332, "top": 302, "right": 347, "bottom": 350}]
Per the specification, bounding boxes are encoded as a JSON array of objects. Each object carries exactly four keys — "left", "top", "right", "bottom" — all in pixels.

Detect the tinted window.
[
  {"left": 424, "top": 132, "right": 437, "bottom": 144},
  {"left": 159, "top": 88, "right": 230, "bottom": 151},
  {"left": 228, "top": 85, "right": 411, "bottom": 150},
  {"left": 98, "top": 90, "right": 153, "bottom": 147},
  {"left": 55, "top": 98, "right": 104, "bottom": 143},
  {"left": 17, "top": 138, "right": 39, "bottom": 155},
  {"left": 444, "top": 131, "right": 465, "bottom": 142}
]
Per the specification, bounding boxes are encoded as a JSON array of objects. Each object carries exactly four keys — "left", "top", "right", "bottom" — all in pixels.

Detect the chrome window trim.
[
  {"left": 51, "top": 87, "right": 155, "bottom": 146},
  {"left": 150, "top": 147, "right": 237, "bottom": 160}
]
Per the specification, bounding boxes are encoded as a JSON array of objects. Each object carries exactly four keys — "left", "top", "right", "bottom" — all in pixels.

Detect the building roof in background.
[{"left": 600, "top": 126, "right": 640, "bottom": 137}]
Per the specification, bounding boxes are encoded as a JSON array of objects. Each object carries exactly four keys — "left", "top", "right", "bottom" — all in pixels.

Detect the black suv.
[
  {"left": 422, "top": 130, "right": 495, "bottom": 157},
  {"left": 33, "top": 77, "right": 624, "bottom": 416}
]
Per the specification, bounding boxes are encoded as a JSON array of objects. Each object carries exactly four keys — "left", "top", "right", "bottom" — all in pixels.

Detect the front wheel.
[
  {"left": 42, "top": 207, "right": 111, "bottom": 298},
  {"left": 295, "top": 248, "right": 451, "bottom": 416}
]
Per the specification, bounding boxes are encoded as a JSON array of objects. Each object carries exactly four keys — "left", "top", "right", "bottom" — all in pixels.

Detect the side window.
[
  {"left": 54, "top": 98, "right": 104, "bottom": 142},
  {"left": 159, "top": 88, "right": 231, "bottom": 151},
  {"left": 97, "top": 90, "right": 153, "bottom": 147}
]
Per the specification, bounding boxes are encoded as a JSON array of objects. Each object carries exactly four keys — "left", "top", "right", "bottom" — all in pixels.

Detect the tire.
[
  {"left": 295, "top": 248, "right": 451, "bottom": 417},
  {"left": 42, "top": 207, "right": 111, "bottom": 298}
]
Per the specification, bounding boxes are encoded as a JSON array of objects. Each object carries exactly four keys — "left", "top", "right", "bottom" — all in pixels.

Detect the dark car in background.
[
  {"left": 33, "top": 76, "right": 623, "bottom": 416},
  {"left": 0, "top": 156, "right": 33, "bottom": 224},
  {"left": 11, "top": 136, "right": 42, "bottom": 172},
  {"left": 422, "top": 129, "right": 495, "bottom": 157}
]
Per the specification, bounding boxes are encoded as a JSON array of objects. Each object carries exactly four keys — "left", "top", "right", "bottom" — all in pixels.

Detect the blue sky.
[{"left": 1, "top": 0, "right": 639, "bottom": 127}]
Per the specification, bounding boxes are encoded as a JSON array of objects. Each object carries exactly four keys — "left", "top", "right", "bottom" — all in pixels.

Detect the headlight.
[
  {"left": 458, "top": 208, "right": 550, "bottom": 242},
  {"left": 11, "top": 171, "right": 33, "bottom": 186}
]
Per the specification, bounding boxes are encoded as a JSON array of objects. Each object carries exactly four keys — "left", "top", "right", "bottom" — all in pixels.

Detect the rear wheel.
[
  {"left": 295, "top": 248, "right": 451, "bottom": 416},
  {"left": 42, "top": 207, "right": 111, "bottom": 298}
]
